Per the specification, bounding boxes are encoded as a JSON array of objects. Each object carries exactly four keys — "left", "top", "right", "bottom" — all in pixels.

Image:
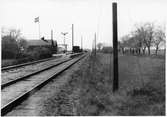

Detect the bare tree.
[
  {"left": 2, "top": 28, "right": 22, "bottom": 41},
  {"left": 97, "top": 43, "right": 103, "bottom": 51},
  {"left": 130, "top": 33, "right": 142, "bottom": 54},
  {"left": 119, "top": 22, "right": 165, "bottom": 56},
  {"left": 120, "top": 35, "right": 136, "bottom": 54},
  {"left": 1, "top": 27, "right": 7, "bottom": 37},
  {"left": 153, "top": 27, "right": 166, "bottom": 55},
  {"left": 144, "top": 23, "right": 155, "bottom": 55},
  {"left": 9, "top": 29, "right": 22, "bottom": 41},
  {"left": 120, "top": 35, "right": 130, "bottom": 47},
  {"left": 134, "top": 26, "right": 147, "bottom": 54}
]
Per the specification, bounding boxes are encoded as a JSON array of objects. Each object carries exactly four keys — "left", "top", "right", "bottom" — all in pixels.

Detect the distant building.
[
  {"left": 27, "top": 39, "right": 58, "bottom": 53},
  {"left": 57, "top": 46, "right": 65, "bottom": 53},
  {"left": 57, "top": 44, "right": 68, "bottom": 53},
  {"left": 101, "top": 46, "right": 113, "bottom": 53}
]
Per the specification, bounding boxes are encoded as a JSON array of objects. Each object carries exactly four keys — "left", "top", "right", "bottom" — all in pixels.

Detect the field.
[{"left": 59, "top": 52, "right": 165, "bottom": 115}]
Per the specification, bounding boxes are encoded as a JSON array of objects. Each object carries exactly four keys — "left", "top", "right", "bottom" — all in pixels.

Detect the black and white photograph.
[{"left": 0, "top": 0, "right": 166, "bottom": 116}]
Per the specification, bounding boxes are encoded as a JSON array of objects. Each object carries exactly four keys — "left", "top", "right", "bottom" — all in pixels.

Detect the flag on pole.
[
  {"left": 34, "top": 17, "right": 39, "bottom": 23},
  {"left": 41, "top": 37, "right": 48, "bottom": 42}
]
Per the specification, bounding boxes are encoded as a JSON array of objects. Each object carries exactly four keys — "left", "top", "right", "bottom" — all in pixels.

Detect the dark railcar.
[{"left": 73, "top": 46, "right": 82, "bottom": 53}]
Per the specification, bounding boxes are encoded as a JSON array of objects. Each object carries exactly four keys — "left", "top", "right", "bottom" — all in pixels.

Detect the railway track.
[
  {"left": 1, "top": 53, "right": 86, "bottom": 116},
  {"left": 1, "top": 57, "right": 69, "bottom": 85},
  {"left": 1, "top": 58, "right": 72, "bottom": 89},
  {"left": 1, "top": 55, "right": 63, "bottom": 71},
  {"left": 1, "top": 53, "right": 83, "bottom": 85}
]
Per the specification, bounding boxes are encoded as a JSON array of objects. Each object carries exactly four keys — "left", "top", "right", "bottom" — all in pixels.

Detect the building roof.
[{"left": 27, "top": 39, "right": 57, "bottom": 46}]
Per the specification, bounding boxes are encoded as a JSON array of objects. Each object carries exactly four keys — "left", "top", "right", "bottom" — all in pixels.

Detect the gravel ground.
[
  {"left": 6, "top": 54, "right": 89, "bottom": 116},
  {"left": 1, "top": 56, "right": 70, "bottom": 84},
  {"left": 2, "top": 57, "right": 78, "bottom": 108}
]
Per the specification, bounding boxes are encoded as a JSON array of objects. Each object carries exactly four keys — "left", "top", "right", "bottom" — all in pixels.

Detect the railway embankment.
[{"left": 45, "top": 53, "right": 165, "bottom": 116}]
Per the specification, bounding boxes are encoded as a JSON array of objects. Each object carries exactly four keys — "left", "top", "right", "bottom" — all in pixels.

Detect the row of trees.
[{"left": 119, "top": 23, "right": 166, "bottom": 55}]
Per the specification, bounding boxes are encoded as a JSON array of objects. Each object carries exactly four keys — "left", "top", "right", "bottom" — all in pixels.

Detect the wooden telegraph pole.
[
  {"left": 51, "top": 30, "right": 54, "bottom": 46},
  {"left": 112, "top": 2, "right": 119, "bottom": 92},
  {"left": 61, "top": 32, "right": 68, "bottom": 53},
  {"left": 81, "top": 36, "right": 83, "bottom": 50},
  {"left": 51, "top": 30, "right": 53, "bottom": 39},
  {"left": 72, "top": 24, "right": 74, "bottom": 52},
  {"left": 95, "top": 33, "right": 96, "bottom": 56}
]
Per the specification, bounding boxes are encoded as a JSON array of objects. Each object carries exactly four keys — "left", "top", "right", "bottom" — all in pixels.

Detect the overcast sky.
[{"left": 0, "top": 0, "right": 166, "bottom": 50}]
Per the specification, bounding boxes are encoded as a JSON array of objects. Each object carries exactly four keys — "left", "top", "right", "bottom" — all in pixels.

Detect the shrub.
[
  {"left": 27, "top": 47, "right": 52, "bottom": 60},
  {"left": 2, "top": 35, "right": 19, "bottom": 59},
  {"left": 101, "top": 47, "right": 113, "bottom": 53}
]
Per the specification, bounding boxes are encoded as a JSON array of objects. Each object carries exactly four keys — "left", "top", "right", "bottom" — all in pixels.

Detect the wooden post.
[{"left": 112, "top": 2, "right": 119, "bottom": 92}]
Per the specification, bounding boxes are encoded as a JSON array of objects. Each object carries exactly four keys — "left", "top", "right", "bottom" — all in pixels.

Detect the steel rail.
[
  {"left": 2, "top": 52, "right": 84, "bottom": 89},
  {"left": 1, "top": 54, "right": 86, "bottom": 116},
  {"left": 1, "top": 58, "right": 72, "bottom": 89},
  {"left": 2, "top": 53, "right": 83, "bottom": 71},
  {"left": 2, "top": 55, "right": 62, "bottom": 71}
]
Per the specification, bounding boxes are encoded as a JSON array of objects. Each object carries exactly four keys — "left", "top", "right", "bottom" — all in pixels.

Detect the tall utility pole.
[
  {"left": 51, "top": 30, "right": 53, "bottom": 39},
  {"left": 81, "top": 36, "right": 83, "bottom": 50},
  {"left": 51, "top": 30, "right": 54, "bottom": 47},
  {"left": 61, "top": 32, "right": 68, "bottom": 53},
  {"left": 94, "top": 33, "right": 96, "bottom": 56},
  {"left": 72, "top": 24, "right": 74, "bottom": 52},
  {"left": 112, "top": 2, "right": 119, "bottom": 92}
]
